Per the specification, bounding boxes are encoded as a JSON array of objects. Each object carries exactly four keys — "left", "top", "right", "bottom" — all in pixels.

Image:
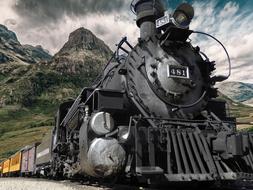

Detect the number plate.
[
  {"left": 167, "top": 65, "right": 189, "bottom": 79},
  {"left": 156, "top": 15, "right": 170, "bottom": 29}
]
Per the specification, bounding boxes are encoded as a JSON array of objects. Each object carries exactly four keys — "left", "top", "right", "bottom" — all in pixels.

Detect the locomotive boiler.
[{"left": 47, "top": 0, "right": 253, "bottom": 186}]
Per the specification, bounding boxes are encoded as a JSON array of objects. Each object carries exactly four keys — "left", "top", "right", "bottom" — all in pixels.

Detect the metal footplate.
[
  {"left": 165, "top": 173, "right": 215, "bottom": 181},
  {"left": 136, "top": 167, "right": 164, "bottom": 175}
]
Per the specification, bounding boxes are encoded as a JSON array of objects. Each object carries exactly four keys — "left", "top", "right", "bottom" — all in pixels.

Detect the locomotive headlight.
[
  {"left": 172, "top": 12, "right": 189, "bottom": 28},
  {"left": 172, "top": 3, "right": 194, "bottom": 29}
]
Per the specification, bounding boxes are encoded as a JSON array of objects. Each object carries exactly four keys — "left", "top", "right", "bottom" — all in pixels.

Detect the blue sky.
[
  {"left": 165, "top": 0, "right": 252, "bottom": 9},
  {"left": 0, "top": 0, "right": 252, "bottom": 83}
]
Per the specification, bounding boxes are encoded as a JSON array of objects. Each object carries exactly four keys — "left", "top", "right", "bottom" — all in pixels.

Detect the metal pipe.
[
  {"left": 140, "top": 21, "right": 156, "bottom": 40},
  {"left": 167, "top": 129, "right": 172, "bottom": 174},
  {"left": 182, "top": 132, "right": 199, "bottom": 173},
  {"left": 177, "top": 132, "right": 190, "bottom": 173},
  {"left": 188, "top": 132, "right": 206, "bottom": 173},
  {"left": 171, "top": 131, "right": 183, "bottom": 173},
  {"left": 133, "top": 0, "right": 165, "bottom": 39}
]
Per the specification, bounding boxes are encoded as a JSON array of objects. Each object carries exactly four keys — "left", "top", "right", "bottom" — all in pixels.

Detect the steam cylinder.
[
  {"left": 79, "top": 121, "right": 126, "bottom": 178},
  {"left": 86, "top": 138, "right": 126, "bottom": 177}
]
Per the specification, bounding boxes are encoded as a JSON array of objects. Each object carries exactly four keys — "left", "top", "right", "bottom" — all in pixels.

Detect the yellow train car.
[
  {"left": 2, "top": 159, "right": 10, "bottom": 175},
  {"left": 9, "top": 152, "right": 22, "bottom": 173}
]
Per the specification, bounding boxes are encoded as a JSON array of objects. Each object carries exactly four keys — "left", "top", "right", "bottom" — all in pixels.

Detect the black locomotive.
[{"left": 43, "top": 0, "right": 253, "bottom": 186}]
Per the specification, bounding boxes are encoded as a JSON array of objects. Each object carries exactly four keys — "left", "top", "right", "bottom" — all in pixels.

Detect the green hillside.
[
  {"left": 218, "top": 92, "right": 253, "bottom": 131},
  {"left": 0, "top": 63, "right": 96, "bottom": 160}
]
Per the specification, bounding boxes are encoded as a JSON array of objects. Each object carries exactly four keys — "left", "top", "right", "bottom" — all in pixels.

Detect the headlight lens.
[
  {"left": 172, "top": 3, "right": 194, "bottom": 29},
  {"left": 173, "top": 11, "right": 189, "bottom": 28}
]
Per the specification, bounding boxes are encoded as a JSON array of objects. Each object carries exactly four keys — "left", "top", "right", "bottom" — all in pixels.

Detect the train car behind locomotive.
[
  {"left": 2, "top": 159, "right": 10, "bottom": 177},
  {"left": 21, "top": 144, "right": 39, "bottom": 176},
  {"left": 35, "top": 132, "right": 53, "bottom": 176},
  {"left": 9, "top": 152, "right": 22, "bottom": 175},
  {"left": 41, "top": 0, "right": 253, "bottom": 187}
]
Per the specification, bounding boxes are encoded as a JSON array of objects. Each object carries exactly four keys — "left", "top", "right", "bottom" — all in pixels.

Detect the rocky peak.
[
  {"left": 0, "top": 24, "right": 18, "bottom": 43},
  {"left": 55, "top": 27, "right": 112, "bottom": 57},
  {"left": 218, "top": 81, "right": 253, "bottom": 107},
  {"left": 0, "top": 25, "right": 51, "bottom": 64},
  {"left": 52, "top": 27, "right": 112, "bottom": 75},
  {"left": 23, "top": 44, "right": 52, "bottom": 61}
]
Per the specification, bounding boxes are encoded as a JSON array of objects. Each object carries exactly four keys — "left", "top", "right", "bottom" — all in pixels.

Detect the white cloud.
[
  {"left": 0, "top": 0, "right": 137, "bottom": 54},
  {"left": 1, "top": 9, "right": 138, "bottom": 55},
  {"left": 190, "top": 1, "right": 253, "bottom": 83},
  {"left": 0, "top": 0, "right": 18, "bottom": 26}
]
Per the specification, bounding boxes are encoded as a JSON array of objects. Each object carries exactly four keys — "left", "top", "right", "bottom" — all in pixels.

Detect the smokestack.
[{"left": 133, "top": 0, "right": 165, "bottom": 39}]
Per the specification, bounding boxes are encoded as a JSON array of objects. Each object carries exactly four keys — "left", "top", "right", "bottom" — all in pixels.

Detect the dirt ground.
[{"left": 0, "top": 178, "right": 105, "bottom": 190}]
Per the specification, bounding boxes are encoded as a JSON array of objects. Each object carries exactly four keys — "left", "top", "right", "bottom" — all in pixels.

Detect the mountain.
[
  {"left": 52, "top": 27, "right": 112, "bottom": 74},
  {"left": 218, "top": 82, "right": 253, "bottom": 107},
  {"left": 217, "top": 82, "right": 253, "bottom": 131},
  {"left": 0, "top": 24, "right": 52, "bottom": 64},
  {"left": 0, "top": 27, "right": 112, "bottom": 106},
  {"left": 0, "top": 26, "right": 112, "bottom": 159}
]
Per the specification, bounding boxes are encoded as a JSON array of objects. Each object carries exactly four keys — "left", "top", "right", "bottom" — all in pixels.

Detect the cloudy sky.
[{"left": 0, "top": 0, "right": 253, "bottom": 83}]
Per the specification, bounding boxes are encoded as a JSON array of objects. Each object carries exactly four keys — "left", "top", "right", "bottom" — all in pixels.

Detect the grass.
[
  {"left": 0, "top": 63, "right": 94, "bottom": 160},
  {"left": 218, "top": 93, "right": 253, "bottom": 131},
  {"left": 0, "top": 102, "right": 55, "bottom": 132},
  {"left": 0, "top": 126, "right": 51, "bottom": 160},
  {"left": 0, "top": 102, "right": 57, "bottom": 160}
]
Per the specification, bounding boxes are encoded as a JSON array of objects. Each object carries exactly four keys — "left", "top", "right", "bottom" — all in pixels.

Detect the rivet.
[
  {"left": 150, "top": 71, "right": 157, "bottom": 78},
  {"left": 151, "top": 63, "right": 157, "bottom": 69}
]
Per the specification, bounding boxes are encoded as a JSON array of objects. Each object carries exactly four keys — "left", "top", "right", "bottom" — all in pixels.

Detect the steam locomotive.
[{"left": 34, "top": 0, "right": 253, "bottom": 186}]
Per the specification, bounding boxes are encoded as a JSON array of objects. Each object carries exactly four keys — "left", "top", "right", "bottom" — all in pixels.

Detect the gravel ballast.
[{"left": 0, "top": 178, "right": 104, "bottom": 190}]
